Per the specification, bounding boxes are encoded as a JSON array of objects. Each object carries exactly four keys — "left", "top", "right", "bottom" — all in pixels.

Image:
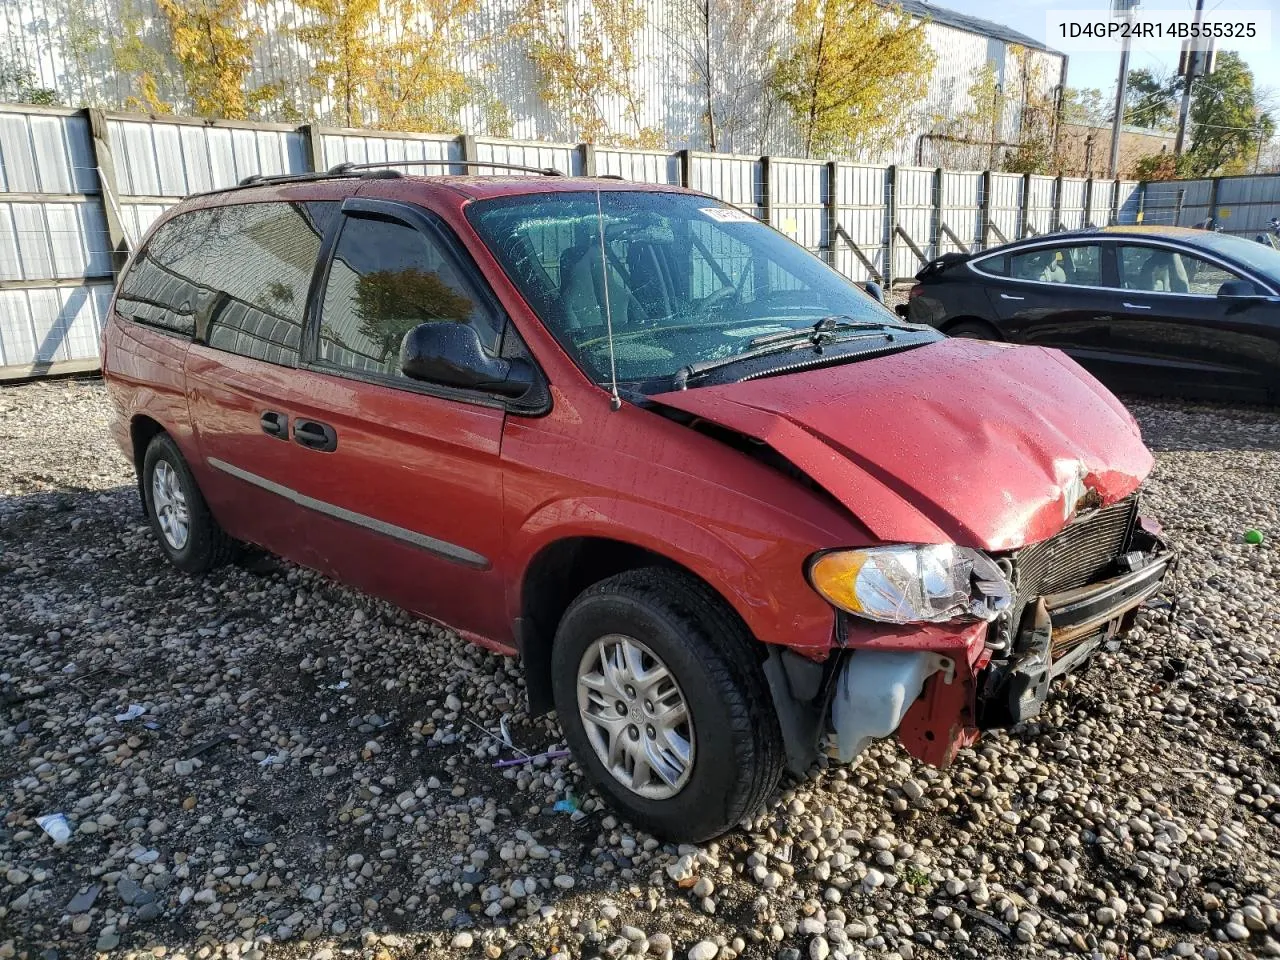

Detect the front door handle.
[
  {"left": 1000, "top": 293, "right": 1026, "bottom": 301},
  {"left": 1122, "top": 302, "right": 1152, "bottom": 310},
  {"left": 260, "top": 411, "right": 288, "bottom": 439},
  {"left": 294, "top": 419, "right": 338, "bottom": 452}
]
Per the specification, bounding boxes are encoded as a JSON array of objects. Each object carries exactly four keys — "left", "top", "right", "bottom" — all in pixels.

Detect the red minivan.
[{"left": 102, "top": 163, "right": 1172, "bottom": 841}]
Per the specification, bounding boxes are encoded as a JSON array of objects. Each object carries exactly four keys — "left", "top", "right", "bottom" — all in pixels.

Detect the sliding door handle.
[
  {"left": 260, "top": 411, "right": 288, "bottom": 439},
  {"left": 999, "top": 293, "right": 1026, "bottom": 301},
  {"left": 294, "top": 419, "right": 338, "bottom": 452},
  {"left": 1122, "top": 302, "right": 1152, "bottom": 310}
]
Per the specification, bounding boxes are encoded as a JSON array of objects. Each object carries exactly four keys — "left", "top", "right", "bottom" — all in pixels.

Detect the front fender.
[{"left": 509, "top": 495, "right": 837, "bottom": 658}]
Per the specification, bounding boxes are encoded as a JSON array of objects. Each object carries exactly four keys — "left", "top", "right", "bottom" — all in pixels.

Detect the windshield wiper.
[
  {"left": 746, "top": 315, "right": 900, "bottom": 348},
  {"left": 671, "top": 318, "right": 910, "bottom": 390}
]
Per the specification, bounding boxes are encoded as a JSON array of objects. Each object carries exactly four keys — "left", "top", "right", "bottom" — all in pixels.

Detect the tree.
[
  {"left": 0, "top": 53, "right": 59, "bottom": 105},
  {"left": 771, "top": 0, "right": 933, "bottom": 159},
  {"left": 517, "top": 0, "right": 660, "bottom": 145},
  {"left": 296, "top": 0, "right": 381, "bottom": 128},
  {"left": 370, "top": 0, "right": 481, "bottom": 133},
  {"left": 156, "top": 0, "right": 259, "bottom": 119},
  {"left": 673, "top": 0, "right": 785, "bottom": 152},
  {"left": 1124, "top": 68, "right": 1179, "bottom": 130},
  {"left": 1184, "top": 53, "right": 1275, "bottom": 176},
  {"left": 111, "top": 0, "right": 177, "bottom": 113},
  {"left": 1061, "top": 87, "right": 1109, "bottom": 126}
]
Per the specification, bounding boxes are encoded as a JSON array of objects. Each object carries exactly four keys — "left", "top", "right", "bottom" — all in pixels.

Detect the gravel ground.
[{"left": 2, "top": 378, "right": 1279, "bottom": 960}]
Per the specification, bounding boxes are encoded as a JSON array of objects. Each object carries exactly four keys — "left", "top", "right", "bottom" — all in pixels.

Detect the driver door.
[{"left": 279, "top": 198, "right": 512, "bottom": 643}]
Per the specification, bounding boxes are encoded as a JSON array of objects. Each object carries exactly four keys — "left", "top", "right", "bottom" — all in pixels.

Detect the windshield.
[
  {"left": 467, "top": 190, "right": 902, "bottom": 385},
  {"left": 1194, "top": 231, "right": 1280, "bottom": 286}
]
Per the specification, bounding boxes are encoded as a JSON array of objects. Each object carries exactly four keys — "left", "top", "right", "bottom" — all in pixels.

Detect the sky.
[{"left": 930, "top": 0, "right": 1280, "bottom": 104}]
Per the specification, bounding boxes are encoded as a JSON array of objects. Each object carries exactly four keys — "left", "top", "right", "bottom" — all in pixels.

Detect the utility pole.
[
  {"left": 1174, "top": 0, "right": 1207, "bottom": 155},
  {"left": 1108, "top": 0, "right": 1139, "bottom": 178}
]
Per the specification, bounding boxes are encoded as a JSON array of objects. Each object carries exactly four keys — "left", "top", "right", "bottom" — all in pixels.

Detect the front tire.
[
  {"left": 551, "top": 568, "right": 784, "bottom": 842},
  {"left": 142, "top": 434, "right": 235, "bottom": 574}
]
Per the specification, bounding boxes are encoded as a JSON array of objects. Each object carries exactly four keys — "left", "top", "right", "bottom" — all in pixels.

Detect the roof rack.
[
  {"left": 233, "top": 158, "right": 566, "bottom": 190},
  {"left": 236, "top": 168, "right": 401, "bottom": 188},
  {"left": 327, "top": 159, "right": 566, "bottom": 177}
]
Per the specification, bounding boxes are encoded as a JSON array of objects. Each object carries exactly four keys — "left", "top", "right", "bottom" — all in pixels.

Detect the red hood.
[{"left": 652, "top": 339, "right": 1153, "bottom": 551}]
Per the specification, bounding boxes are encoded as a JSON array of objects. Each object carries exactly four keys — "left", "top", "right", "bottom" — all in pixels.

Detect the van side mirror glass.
[
  {"left": 864, "top": 281, "right": 885, "bottom": 304},
  {"left": 400, "top": 321, "right": 533, "bottom": 398}
]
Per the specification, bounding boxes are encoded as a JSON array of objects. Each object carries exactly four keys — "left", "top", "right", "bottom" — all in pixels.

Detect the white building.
[{"left": 0, "top": 0, "right": 1065, "bottom": 164}]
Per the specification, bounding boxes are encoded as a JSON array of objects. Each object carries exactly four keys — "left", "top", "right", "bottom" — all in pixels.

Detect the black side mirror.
[
  {"left": 1218, "top": 279, "right": 1259, "bottom": 298},
  {"left": 864, "top": 280, "right": 885, "bottom": 304},
  {"left": 400, "top": 321, "right": 533, "bottom": 398}
]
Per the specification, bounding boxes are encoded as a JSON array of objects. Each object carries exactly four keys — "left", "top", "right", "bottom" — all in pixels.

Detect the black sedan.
[{"left": 901, "top": 225, "right": 1280, "bottom": 403}]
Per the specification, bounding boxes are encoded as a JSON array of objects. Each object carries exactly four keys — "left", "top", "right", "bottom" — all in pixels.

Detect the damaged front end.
[{"left": 820, "top": 495, "right": 1173, "bottom": 769}]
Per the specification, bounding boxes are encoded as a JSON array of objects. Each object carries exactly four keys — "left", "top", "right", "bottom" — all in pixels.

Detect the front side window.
[
  {"left": 202, "top": 201, "right": 336, "bottom": 365},
  {"left": 317, "top": 214, "right": 501, "bottom": 379},
  {"left": 115, "top": 208, "right": 217, "bottom": 337},
  {"left": 1008, "top": 244, "right": 1102, "bottom": 286},
  {"left": 1119, "top": 244, "right": 1243, "bottom": 296},
  {"left": 467, "top": 191, "right": 900, "bottom": 385}
]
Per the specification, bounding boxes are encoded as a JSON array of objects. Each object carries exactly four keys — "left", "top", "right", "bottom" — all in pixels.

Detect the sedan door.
[
  {"left": 277, "top": 198, "right": 512, "bottom": 646},
  {"left": 979, "top": 241, "right": 1118, "bottom": 361},
  {"left": 1108, "top": 242, "right": 1280, "bottom": 401}
]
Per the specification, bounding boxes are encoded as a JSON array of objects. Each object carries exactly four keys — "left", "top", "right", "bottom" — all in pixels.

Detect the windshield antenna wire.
[{"left": 595, "top": 189, "right": 622, "bottom": 411}]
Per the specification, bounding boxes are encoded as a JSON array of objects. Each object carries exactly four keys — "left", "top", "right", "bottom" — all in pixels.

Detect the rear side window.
[
  {"left": 115, "top": 209, "right": 216, "bottom": 337},
  {"left": 1008, "top": 244, "right": 1102, "bottom": 286},
  {"left": 317, "top": 214, "right": 501, "bottom": 379},
  {"left": 202, "top": 201, "right": 336, "bottom": 365}
]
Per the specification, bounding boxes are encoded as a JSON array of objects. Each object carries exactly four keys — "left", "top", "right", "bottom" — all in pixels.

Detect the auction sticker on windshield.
[{"left": 701, "top": 207, "right": 757, "bottom": 223}]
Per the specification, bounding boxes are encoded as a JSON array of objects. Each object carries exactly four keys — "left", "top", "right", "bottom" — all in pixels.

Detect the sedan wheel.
[{"left": 577, "top": 634, "right": 695, "bottom": 800}]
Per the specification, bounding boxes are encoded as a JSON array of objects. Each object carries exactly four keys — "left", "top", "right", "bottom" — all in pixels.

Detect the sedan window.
[
  {"left": 1119, "top": 245, "right": 1243, "bottom": 296},
  {"left": 1008, "top": 244, "right": 1101, "bottom": 286}
]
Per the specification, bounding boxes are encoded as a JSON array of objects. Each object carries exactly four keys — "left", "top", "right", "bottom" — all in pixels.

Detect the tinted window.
[
  {"left": 975, "top": 254, "right": 1008, "bottom": 277},
  {"left": 1119, "top": 244, "right": 1243, "bottom": 295},
  {"left": 115, "top": 209, "right": 216, "bottom": 337},
  {"left": 203, "top": 201, "right": 336, "bottom": 365},
  {"left": 1008, "top": 244, "right": 1101, "bottom": 286},
  {"left": 318, "top": 214, "right": 500, "bottom": 378}
]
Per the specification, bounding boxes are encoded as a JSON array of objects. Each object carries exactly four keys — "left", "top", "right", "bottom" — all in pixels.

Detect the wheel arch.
[
  {"left": 129, "top": 414, "right": 169, "bottom": 512},
  {"left": 516, "top": 535, "right": 759, "bottom": 716},
  {"left": 940, "top": 315, "right": 1004, "bottom": 339}
]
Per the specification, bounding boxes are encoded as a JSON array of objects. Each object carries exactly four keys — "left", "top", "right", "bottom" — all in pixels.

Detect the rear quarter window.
[{"left": 115, "top": 209, "right": 217, "bottom": 338}]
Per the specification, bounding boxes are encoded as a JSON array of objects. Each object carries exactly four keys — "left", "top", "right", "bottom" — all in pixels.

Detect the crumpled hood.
[{"left": 652, "top": 338, "right": 1153, "bottom": 551}]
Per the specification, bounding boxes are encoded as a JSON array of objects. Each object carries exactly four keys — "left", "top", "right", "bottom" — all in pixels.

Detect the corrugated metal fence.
[
  {"left": 1135, "top": 173, "right": 1280, "bottom": 239},
  {"left": 0, "top": 103, "right": 1144, "bottom": 380}
]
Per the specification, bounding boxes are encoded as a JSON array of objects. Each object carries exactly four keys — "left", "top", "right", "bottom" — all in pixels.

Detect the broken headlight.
[{"left": 808, "top": 545, "right": 1012, "bottom": 625}]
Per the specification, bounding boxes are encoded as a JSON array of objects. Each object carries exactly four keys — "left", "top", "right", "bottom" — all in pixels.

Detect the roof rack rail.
[
  {"left": 327, "top": 159, "right": 566, "bottom": 177},
  {"left": 236, "top": 168, "right": 402, "bottom": 188}
]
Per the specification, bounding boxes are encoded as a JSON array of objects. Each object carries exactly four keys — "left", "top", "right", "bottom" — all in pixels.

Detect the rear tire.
[
  {"left": 945, "top": 319, "right": 1001, "bottom": 340},
  {"left": 142, "top": 434, "right": 235, "bottom": 574},
  {"left": 551, "top": 568, "right": 784, "bottom": 842}
]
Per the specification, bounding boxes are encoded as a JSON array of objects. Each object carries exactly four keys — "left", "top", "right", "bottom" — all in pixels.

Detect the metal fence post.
[
  {"left": 1207, "top": 176, "right": 1221, "bottom": 227},
  {"left": 85, "top": 108, "right": 131, "bottom": 274},
  {"left": 933, "top": 167, "right": 943, "bottom": 258},
  {"left": 1083, "top": 177, "right": 1094, "bottom": 227},
  {"left": 760, "top": 154, "right": 773, "bottom": 225},
  {"left": 301, "top": 122, "right": 323, "bottom": 172},
  {"left": 886, "top": 164, "right": 898, "bottom": 286},
  {"left": 1020, "top": 172, "right": 1032, "bottom": 238},
  {"left": 825, "top": 160, "right": 839, "bottom": 268},
  {"left": 979, "top": 169, "right": 992, "bottom": 250},
  {"left": 679, "top": 149, "right": 693, "bottom": 188},
  {"left": 1052, "top": 174, "right": 1064, "bottom": 232}
]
